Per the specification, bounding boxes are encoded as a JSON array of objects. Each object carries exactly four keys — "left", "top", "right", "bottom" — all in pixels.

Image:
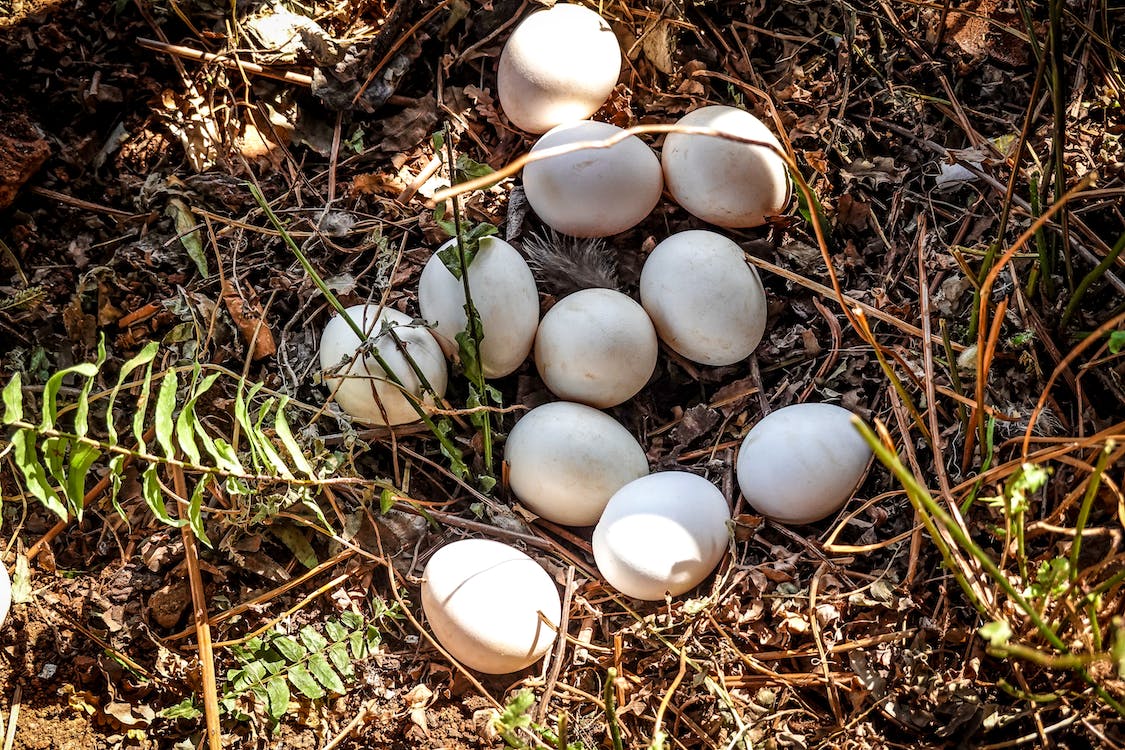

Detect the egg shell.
[
  {"left": 662, "top": 105, "right": 791, "bottom": 228},
  {"left": 505, "top": 401, "right": 649, "bottom": 526},
  {"left": 533, "top": 288, "right": 658, "bottom": 408},
  {"left": 319, "top": 305, "right": 448, "bottom": 426},
  {"left": 593, "top": 472, "right": 731, "bottom": 600},
  {"left": 523, "top": 120, "right": 663, "bottom": 237},
  {"left": 421, "top": 539, "right": 561, "bottom": 674},
  {"left": 0, "top": 559, "right": 10, "bottom": 630},
  {"left": 497, "top": 4, "right": 621, "bottom": 133},
  {"left": 419, "top": 236, "right": 540, "bottom": 379},
  {"left": 640, "top": 230, "right": 768, "bottom": 366},
  {"left": 736, "top": 403, "right": 872, "bottom": 524}
]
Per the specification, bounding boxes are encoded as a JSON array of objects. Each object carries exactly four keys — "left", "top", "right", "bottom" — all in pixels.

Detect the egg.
[
  {"left": 736, "top": 403, "right": 872, "bottom": 524},
  {"left": 0, "top": 559, "right": 10, "bottom": 630},
  {"left": 505, "top": 401, "right": 648, "bottom": 526},
  {"left": 421, "top": 539, "right": 561, "bottom": 674},
  {"left": 593, "top": 472, "right": 731, "bottom": 600},
  {"left": 523, "top": 120, "right": 663, "bottom": 237},
  {"left": 497, "top": 4, "right": 622, "bottom": 134},
  {"left": 534, "top": 288, "right": 658, "bottom": 408},
  {"left": 319, "top": 305, "right": 448, "bottom": 426},
  {"left": 661, "top": 105, "right": 791, "bottom": 228},
  {"left": 418, "top": 236, "right": 540, "bottom": 378},
  {"left": 640, "top": 230, "right": 768, "bottom": 366}
]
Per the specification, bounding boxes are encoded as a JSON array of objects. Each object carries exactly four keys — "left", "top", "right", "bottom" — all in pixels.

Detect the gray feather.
[{"left": 520, "top": 229, "right": 620, "bottom": 295}]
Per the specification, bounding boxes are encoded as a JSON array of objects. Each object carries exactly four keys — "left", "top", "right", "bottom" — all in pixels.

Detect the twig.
[
  {"left": 2, "top": 684, "right": 19, "bottom": 750},
  {"left": 137, "top": 37, "right": 314, "bottom": 87},
  {"left": 171, "top": 466, "right": 221, "bottom": 750}
]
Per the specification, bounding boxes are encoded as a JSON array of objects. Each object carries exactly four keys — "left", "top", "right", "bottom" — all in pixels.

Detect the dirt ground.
[{"left": 1, "top": 0, "right": 1124, "bottom": 748}]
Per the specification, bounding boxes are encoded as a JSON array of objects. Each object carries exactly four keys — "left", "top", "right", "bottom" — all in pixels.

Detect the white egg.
[
  {"left": 497, "top": 4, "right": 621, "bottom": 134},
  {"left": 534, "top": 288, "right": 658, "bottom": 408},
  {"left": 523, "top": 120, "right": 663, "bottom": 237},
  {"left": 418, "top": 236, "right": 540, "bottom": 379},
  {"left": 640, "top": 230, "right": 768, "bottom": 366},
  {"left": 593, "top": 472, "right": 731, "bottom": 601},
  {"left": 319, "top": 305, "right": 448, "bottom": 426},
  {"left": 505, "top": 402, "right": 648, "bottom": 526},
  {"left": 421, "top": 539, "right": 561, "bottom": 674},
  {"left": 736, "top": 403, "right": 872, "bottom": 524},
  {"left": 0, "top": 559, "right": 10, "bottom": 630},
  {"left": 662, "top": 105, "right": 791, "bottom": 228}
]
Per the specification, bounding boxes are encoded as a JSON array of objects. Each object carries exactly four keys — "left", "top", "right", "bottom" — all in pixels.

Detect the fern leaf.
[
  {"left": 65, "top": 443, "right": 101, "bottom": 519},
  {"left": 11, "top": 430, "right": 67, "bottom": 519},
  {"left": 141, "top": 464, "right": 184, "bottom": 528},
  {"left": 307, "top": 653, "right": 345, "bottom": 694},
  {"left": 0, "top": 285, "right": 46, "bottom": 313},
  {"left": 274, "top": 397, "right": 313, "bottom": 477},
  {"left": 155, "top": 368, "right": 178, "bottom": 460},
  {"left": 131, "top": 357, "right": 156, "bottom": 453},
  {"left": 271, "top": 635, "right": 306, "bottom": 663},
  {"left": 2, "top": 373, "right": 22, "bottom": 424},
  {"left": 254, "top": 397, "right": 295, "bottom": 480},
  {"left": 264, "top": 676, "right": 289, "bottom": 720},
  {"left": 41, "top": 362, "right": 98, "bottom": 431},
  {"left": 105, "top": 342, "right": 158, "bottom": 447},
  {"left": 187, "top": 481, "right": 211, "bottom": 548},
  {"left": 286, "top": 664, "right": 324, "bottom": 700},
  {"left": 177, "top": 370, "right": 220, "bottom": 466},
  {"left": 73, "top": 338, "right": 106, "bottom": 438}
]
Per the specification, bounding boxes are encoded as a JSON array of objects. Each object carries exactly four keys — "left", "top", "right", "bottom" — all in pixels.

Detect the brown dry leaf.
[
  {"left": 404, "top": 684, "right": 433, "bottom": 736},
  {"left": 220, "top": 277, "right": 276, "bottom": 359}
]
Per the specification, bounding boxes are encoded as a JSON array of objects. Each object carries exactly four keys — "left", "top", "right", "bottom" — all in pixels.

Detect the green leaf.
[
  {"left": 1109, "top": 330, "right": 1125, "bottom": 354},
  {"left": 178, "top": 372, "right": 221, "bottom": 467},
  {"left": 2, "top": 373, "right": 23, "bottom": 425},
  {"left": 455, "top": 153, "right": 495, "bottom": 181},
  {"left": 327, "top": 641, "right": 353, "bottom": 679},
  {"left": 299, "top": 625, "right": 328, "bottom": 652},
  {"left": 107, "top": 454, "right": 127, "bottom": 521},
  {"left": 132, "top": 357, "right": 157, "bottom": 453},
  {"left": 106, "top": 342, "right": 159, "bottom": 447},
  {"left": 187, "top": 480, "right": 211, "bottom": 547},
  {"left": 160, "top": 699, "right": 203, "bottom": 720},
  {"left": 307, "top": 653, "right": 346, "bottom": 694},
  {"left": 456, "top": 331, "right": 484, "bottom": 388},
  {"left": 979, "top": 620, "right": 1012, "bottom": 646},
  {"left": 287, "top": 664, "right": 324, "bottom": 700},
  {"left": 270, "top": 525, "right": 317, "bottom": 569},
  {"left": 253, "top": 397, "right": 295, "bottom": 479},
  {"left": 65, "top": 443, "right": 101, "bottom": 520},
  {"left": 324, "top": 619, "right": 348, "bottom": 643},
  {"left": 166, "top": 197, "right": 208, "bottom": 277},
  {"left": 41, "top": 362, "right": 98, "bottom": 431},
  {"left": 12, "top": 430, "right": 67, "bottom": 520},
  {"left": 271, "top": 635, "right": 306, "bottom": 663},
  {"left": 264, "top": 676, "right": 290, "bottom": 720},
  {"left": 73, "top": 337, "right": 106, "bottom": 438},
  {"left": 379, "top": 488, "right": 395, "bottom": 514},
  {"left": 141, "top": 464, "right": 186, "bottom": 528},
  {"left": 274, "top": 397, "right": 314, "bottom": 476},
  {"left": 155, "top": 368, "right": 179, "bottom": 460}
]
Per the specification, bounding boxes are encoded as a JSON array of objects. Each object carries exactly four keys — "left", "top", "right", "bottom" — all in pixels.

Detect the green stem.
[
  {"left": 442, "top": 124, "right": 493, "bottom": 476},
  {"left": 1069, "top": 441, "right": 1116, "bottom": 580},
  {"left": 603, "top": 669, "right": 624, "bottom": 750},
  {"left": 1061, "top": 231, "right": 1125, "bottom": 326},
  {"left": 248, "top": 183, "right": 465, "bottom": 471}
]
